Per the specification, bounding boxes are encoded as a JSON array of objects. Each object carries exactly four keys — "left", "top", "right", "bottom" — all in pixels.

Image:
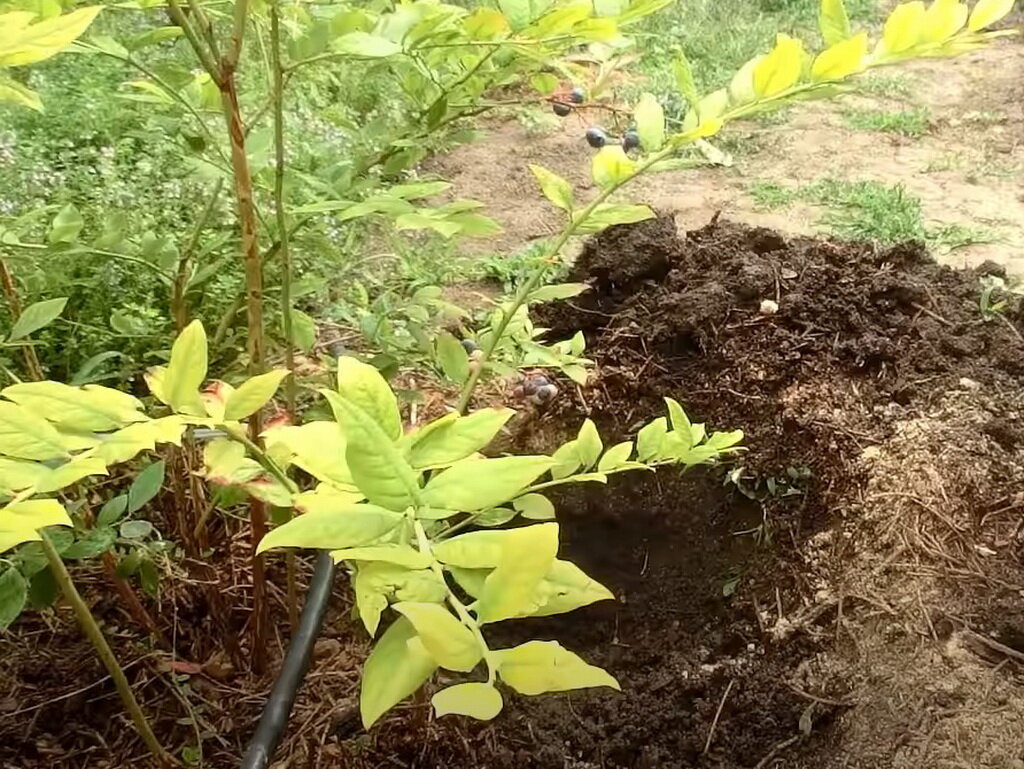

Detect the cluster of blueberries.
[
  {"left": 461, "top": 339, "right": 558, "bottom": 405},
  {"left": 550, "top": 86, "right": 641, "bottom": 153}
]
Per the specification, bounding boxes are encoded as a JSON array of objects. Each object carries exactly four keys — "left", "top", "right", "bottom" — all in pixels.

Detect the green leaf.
[
  {"left": 967, "top": 0, "right": 1013, "bottom": 31},
  {"left": 47, "top": 204, "right": 84, "bottom": 246},
  {"left": 497, "top": 640, "right": 620, "bottom": 695},
  {"left": 475, "top": 522, "right": 559, "bottom": 623},
  {"left": 0, "top": 402, "right": 69, "bottom": 460},
  {"left": 394, "top": 602, "right": 482, "bottom": 672},
  {"left": 0, "top": 568, "right": 27, "bottom": 629},
  {"left": 8, "top": 298, "right": 67, "bottom": 341},
  {"left": 636, "top": 417, "right": 667, "bottom": 462},
  {"left": 256, "top": 504, "right": 403, "bottom": 554},
  {"left": 97, "top": 495, "right": 128, "bottom": 527},
  {"left": 224, "top": 369, "right": 290, "bottom": 421},
  {"left": 333, "top": 31, "right": 401, "bottom": 57},
  {"left": 128, "top": 460, "right": 165, "bottom": 512},
  {"left": 673, "top": 50, "right": 700, "bottom": 110},
  {"left": 288, "top": 308, "right": 316, "bottom": 351},
  {"left": 512, "top": 493, "right": 555, "bottom": 520},
  {"left": 551, "top": 439, "right": 581, "bottom": 479},
  {"left": 576, "top": 419, "right": 603, "bottom": 469},
  {"left": 435, "top": 332, "right": 469, "bottom": 384},
  {"left": 119, "top": 520, "right": 153, "bottom": 540},
  {"left": 62, "top": 526, "right": 117, "bottom": 558},
  {"left": 634, "top": 93, "right": 665, "bottom": 151},
  {"left": 27, "top": 566, "right": 57, "bottom": 609},
  {"left": 598, "top": 441, "right": 633, "bottom": 471},
  {"left": 405, "top": 408, "right": 514, "bottom": 470},
  {"left": 591, "top": 145, "right": 636, "bottom": 190},
  {"left": 530, "top": 72, "right": 558, "bottom": 94},
  {"left": 529, "top": 165, "right": 573, "bottom": 212},
  {"left": 162, "top": 320, "right": 207, "bottom": 416},
  {"left": 421, "top": 456, "right": 554, "bottom": 512},
  {"left": 322, "top": 391, "right": 419, "bottom": 511},
  {"left": 0, "top": 75, "right": 41, "bottom": 111},
  {"left": 819, "top": 0, "right": 852, "bottom": 46},
  {"left": 336, "top": 357, "right": 402, "bottom": 441},
  {"left": 528, "top": 283, "right": 589, "bottom": 303},
  {"left": 432, "top": 683, "right": 503, "bottom": 720},
  {"left": 360, "top": 617, "right": 437, "bottom": 728}
]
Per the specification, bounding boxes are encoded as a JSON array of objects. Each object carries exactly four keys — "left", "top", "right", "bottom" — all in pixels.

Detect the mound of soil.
[{"left": 3, "top": 218, "right": 1024, "bottom": 769}]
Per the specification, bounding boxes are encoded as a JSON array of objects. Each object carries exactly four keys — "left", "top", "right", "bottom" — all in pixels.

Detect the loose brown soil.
[{"left": 4, "top": 219, "right": 1024, "bottom": 768}]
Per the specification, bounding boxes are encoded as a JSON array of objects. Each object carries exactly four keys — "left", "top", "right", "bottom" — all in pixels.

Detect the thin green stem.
[
  {"left": 222, "top": 424, "right": 299, "bottom": 495},
  {"left": 172, "top": 178, "right": 224, "bottom": 330},
  {"left": 454, "top": 146, "right": 675, "bottom": 414},
  {"left": 40, "top": 533, "right": 171, "bottom": 765},
  {"left": 167, "top": 0, "right": 222, "bottom": 83}
]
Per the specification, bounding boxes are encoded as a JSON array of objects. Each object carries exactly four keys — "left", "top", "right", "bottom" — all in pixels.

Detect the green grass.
[
  {"left": 749, "top": 178, "right": 995, "bottom": 249},
  {"left": 632, "top": 0, "right": 880, "bottom": 119},
  {"left": 855, "top": 73, "right": 914, "bottom": 99},
  {"left": 843, "top": 108, "right": 931, "bottom": 137}
]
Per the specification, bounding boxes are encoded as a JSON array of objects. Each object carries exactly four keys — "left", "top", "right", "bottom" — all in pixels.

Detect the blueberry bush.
[{"left": 0, "top": 0, "right": 1018, "bottom": 761}]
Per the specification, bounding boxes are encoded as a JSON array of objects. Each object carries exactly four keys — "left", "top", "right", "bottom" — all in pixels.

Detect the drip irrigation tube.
[{"left": 239, "top": 550, "right": 336, "bottom": 769}]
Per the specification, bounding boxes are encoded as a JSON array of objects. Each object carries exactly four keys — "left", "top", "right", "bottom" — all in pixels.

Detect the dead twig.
[
  {"left": 703, "top": 679, "right": 736, "bottom": 755},
  {"left": 754, "top": 735, "right": 801, "bottom": 769}
]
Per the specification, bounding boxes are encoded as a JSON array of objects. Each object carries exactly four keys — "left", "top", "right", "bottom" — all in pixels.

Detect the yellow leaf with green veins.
[
  {"left": 497, "top": 640, "right": 619, "bottom": 695},
  {"left": 811, "top": 32, "right": 869, "bottom": 80},
  {"left": 753, "top": 35, "right": 805, "bottom": 97},
  {"left": 598, "top": 441, "right": 634, "bottom": 472},
  {"left": 322, "top": 391, "right": 419, "bottom": 511},
  {"left": 0, "top": 402, "right": 68, "bottom": 461},
  {"left": 475, "top": 522, "right": 559, "bottom": 623},
  {"left": 293, "top": 486, "right": 364, "bottom": 513},
  {"left": 94, "top": 416, "right": 187, "bottom": 465},
  {"left": 421, "top": 455, "right": 553, "bottom": 512},
  {"left": 223, "top": 369, "right": 290, "bottom": 421},
  {"left": 360, "top": 617, "right": 436, "bottom": 728},
  {"left": 0, "top": 499, "right": 72, "bottom": 553},
  {"left": 405, "top": 408, "right": 514, "bottom": 470},
  {"left": 433, "top": 529, "right": 512, "bottom": 568},
  {"left": 432, "top": 683, "right": 503, "bottom": 720},
  {"left": 336, "top": 357, "right": 401, "bottom": 440},
  {"left": 35, "top": 455, "right": 108, "bottom": 494},
  {"left": 354, "top": 563, "right": 446, "bottom": 635},
  {"left": 576, "top": 419, "right": 603, "bottom": 468},
  {"left": 162, "top": 320, "right": 208, "bottom": 416},
  {"left": 0, "top": 457, "right": 49, "bottom": 494},
  {"left": 968, "top": 0, "right": 1016, "bottom": 31},
  {"left": 881, "top": 1, "right": 926, "bottom": 54},
  {"left": 393, "top": 602, "right": 482, "bottom": 672},
  {"left": 332, "top": 545, "right": 432, "bottom": 570},
  {"left": 922, "top": 0, "right": 968, "bottom": 42}
]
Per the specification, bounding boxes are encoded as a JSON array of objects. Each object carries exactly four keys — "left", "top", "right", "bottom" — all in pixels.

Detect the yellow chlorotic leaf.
[
  {"left": 393, "top": 602, "right": 482, "bottom": 672},
  {"left": 0, "top": 6, "right": 101, "bottom": 67},
  {"left": 529, "top": 165, "right": 573, "bottom": 212},
  {"left": 819, "top": 0, "right": 853, "bottom": 46},
  {"left": 0, "top": 457, "right": 49, "bottom": 494},
  {"left": 294, "top": 485, "right": 364, "bottom": 512},
  {"left": 0, "top": 499, "right": 72, "bottom": 552},
  {"left": 265, "top": 420, "right": 354, "bottom": 487},
  {"left": 968, "top": 0, "right": 1016, "bottom": 31},
  {"left": 728, "top": 56, "right": 761, "bottom": 104},
  {"left": 223, "top": 369, "right": 290, "bottom": 421},
  {"left": 753, "top": 35, "right": 805, "bottom": 97},
  {"left": 633, "top": 92, "right": 665, "bottom": 151},
  {"left": 336, "top": 357, "right": 401, "bottom": 441},
  {"left": 94, "top": 416, "right": 186, "bottom": 465},
  {"left": 2, "top": 381, "right": 146, "bottom": 432},
  {"left": 591, "top": 145, "right": 636, "bottom": 191},
  {"left": 162, "top": 320, "right": 208, "bottom": 416},
  {"left": 465, "top": 7, "right": 509, "bottom": 39},
  {"left": 432, "top": 683, "right": 503, "bottom": 720},
  {"left": 256, "top": 503, "right": 403, "bottom": 554},
  {"left": 497, "top": 640, "right": 620, "bottom": 695},
  {"left": 882, "top": 1, "right": 927, "bottom": 54},
  {"left": 35, "top": 455, "right": 109, "bottom": 494},
  {"left": 360, "top": 617, "right": 437, "bottom": 728},
  {"left": 0, "top": 402, "right": 68, "bottom": 461},
  {"left": 922, "top": 0, "right": 968, "bottom": 42},
  {"left": 0, "top": 76, "right": 41, "bottom": 110},
  {"left": 475, "top": 522, "right": 559, "bottom": 623},
  {"left": 811, "top": 32, "right": 869, "bottom": 80}
]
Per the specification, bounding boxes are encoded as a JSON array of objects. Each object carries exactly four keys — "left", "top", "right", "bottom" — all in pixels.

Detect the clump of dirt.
[{"left": 4, "top": 219, "right": 1024, "bottom": 769}]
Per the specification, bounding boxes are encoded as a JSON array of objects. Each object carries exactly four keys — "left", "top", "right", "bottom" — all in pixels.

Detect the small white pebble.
[
  {"left": 958, "top": 377, "right": 980, "bottom": 391},
  {"left": 759, "top": 299, "right": 779, "bottom": 315}
]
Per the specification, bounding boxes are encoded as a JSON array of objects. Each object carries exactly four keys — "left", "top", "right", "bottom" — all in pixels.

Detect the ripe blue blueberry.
[
  {"left": 570, "top": 87, "right": 586, "bottom": 104},
  {"left": 552, "top": 101, "right": 572, "bottom": 117},
  {"left": 461, "top": 339, "right": 479, "bottom": 353},
  {"left": 531, "top": 383, "right": 559, "bottom": 405},
  {"left": 622, "top": 131, "right": 641, "bottom": 152},
  {"left": 585, "top": 127, "right": 607, "bottom": 148}
]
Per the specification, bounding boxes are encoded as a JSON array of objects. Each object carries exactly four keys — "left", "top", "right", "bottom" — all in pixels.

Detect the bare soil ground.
[{"left": 427, "top": 37, "right": 1024, "bottom": 272}]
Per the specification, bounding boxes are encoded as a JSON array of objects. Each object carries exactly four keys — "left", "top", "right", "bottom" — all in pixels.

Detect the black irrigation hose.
[{"left": 240, "top": 550, "right": 336, "bottom": 769}]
